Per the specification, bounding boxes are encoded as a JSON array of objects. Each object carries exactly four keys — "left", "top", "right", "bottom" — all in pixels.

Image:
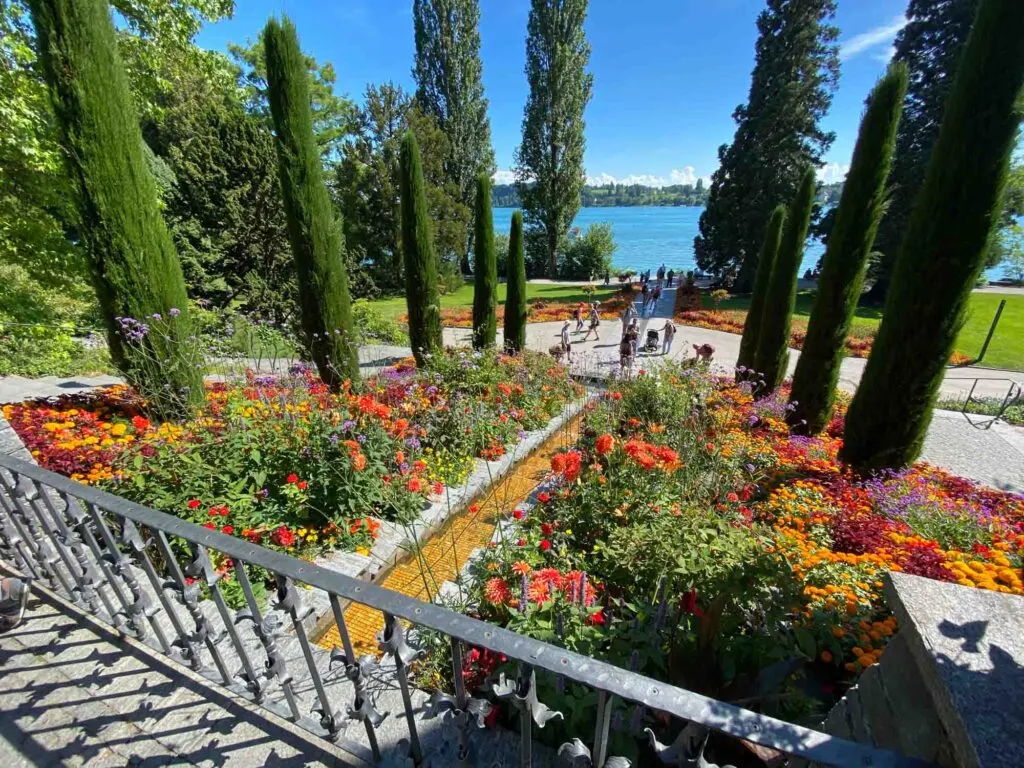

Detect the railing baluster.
[
  {"left": 35, "top": 486, "right": 112, "bottom": 617},
  {"left": 186, "top": 543, "right": 263, "bottom": 697},
  {"left": 593, "top": 689, "right": 612, "bottom": 768},
  {"left": 84, "top": 501, "right": 168, "bottom": 649},
  {"left": 0, "top": 500, "right": 39, "bottom": 580},
  {"left": 328, "top": 593, "right": 381, "bottom": 761},
  {"left": 379, "top": 612, "right": 423, "bottom": 765},
  {"left": 5, "top": 482, "right": 63, "bottom": 591},
  {"left": 232, "top": 559, "right": 302, "bottom": 721},
  {"left": 274, "top": 575, "right": 340, "bottom": 738},
  {"left": 120, "top": 519, "right": 196, "bottom": 664},
  {"left": 18, "top": 483, "right": 83, "bottom": 601}
]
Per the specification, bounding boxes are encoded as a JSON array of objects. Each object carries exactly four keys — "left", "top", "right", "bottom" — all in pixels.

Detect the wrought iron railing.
[{"left": 0, "top": 453, "right": 930, "bottom": 768}]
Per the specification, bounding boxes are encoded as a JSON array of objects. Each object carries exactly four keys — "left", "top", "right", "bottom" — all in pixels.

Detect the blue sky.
[{"left": 196, "top": 0, "right": 908, "bottom": 187}]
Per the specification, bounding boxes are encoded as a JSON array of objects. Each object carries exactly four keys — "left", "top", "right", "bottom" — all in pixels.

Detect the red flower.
[
  {"left": 537, "top": 492, "right": 551, "bottom": 504},
  {"left": 612, "top": 392, "right": 622, "bottom": 401},
  {"left": 296, "top": 480, "right": 308, "bottom": 491},
  {"left": 433, "top": 482, "right": 444, "bottom": 496},
  {"left": 131, "top": 415, "right": 151, "bottom": 431},
  {"left": 588, "top": 609, "right": 606, "bottom": 626},
  {"left": 469, "top": 503, "right": 480, "bottom": 514},
  {"left": 539, "top": 539, "right": 551, "bottom": 552},
  {"left": 286, "top": 473, "right": 299, "bottom": 484},
  {"left": 187, "top": 499, "right": 201, "bottom": 510},
  {"left": 271, "top": 525, "right": 297, "bottom": 547},
  {"left": 208, "top": 508, "right": 218, "bottom": 517},
  {"left": 242, "top": 528, "right": 262, "bottom": 543},
  {"left": 513, "top": 508, "right": 525, "bottom": 520},
  {"left": 726, "top": 492, "right": 739, "bottom": 503},
  {"left": 681, "top": 588, "right": 704, "bottom": 618},
  {"left": 595, "top": 433, "right": 614, "bottom": 455},
  {"left": 222, "top": 525, "right": 234, "bottom": 535},
  {"left": 407, "top": 477, "right": 423, "bottom": 493},
  {"left": 202, "top": 522, "right": 216, "bottom": 530},
  {"left": 540, "top": 523, "right": 553, "bottom": 536},
  {"left": 516, "top": 538, "right": 526, "bottom": 547}
]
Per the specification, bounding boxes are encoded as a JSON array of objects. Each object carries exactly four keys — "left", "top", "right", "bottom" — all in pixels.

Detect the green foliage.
[
  {"left": 842, "top": 0, "right": 1024, "bottom": 469},
  {"left": 335, "top": 82, "right": 470, "bottom": 293},
  {"left": 263, "top": 15, "right": 359, "bottom": 388},
  {"left": 515, "top": 0, "right": 593, "bottom": 278},
  {"left": 559, "top": 222, "right": 616, "bottom": 280},
  {"left": 753, "top": 168, "right": 816, "bottom": 393},
  {"left": 789, "top": 66, "right": 907, "bottom": 434},
  {"left": 400, "top": 130, "right": 443, "bottom": 366},
  {"left": 413, "top": 0, "right": 494, "bottom": 271},
  {"left": 868, "top": 0, "right": 981, "bottom": 303},
  {"left": 227, "top": 35, "right": 357, "bottom": 164},
  {"left": 503, "top": 211, "right": 527, "bottom": 353},
  {"left": 471, "top": 173, "right": 497, "bottom": 348},
  {"left": 694, "top": 0, "right": 839, "bottom": 290},
  {"left": 736, "top": 205, "right": 786, "bottom": 379},
  {"left": 148, "top": 73, "right": 298, "bottom": 324},
  {"left": 351, "top": 300, "right": 407, "bottom": 345},
  {"left": 30, "top": 0, "right": 203, "bottom": 418},
  {"left": 491, "top": 180, "right": 711, "bottom": 209}
]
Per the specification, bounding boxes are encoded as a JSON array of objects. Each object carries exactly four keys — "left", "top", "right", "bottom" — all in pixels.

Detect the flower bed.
[
  {"left": 450, "top": 364, "right": 1023, "bottom": 761},
  {"left": 3, "top": 349, "right": 582, "bottom": 560},
  {"left": 399, "top": 286, "right": 636, "bottom": 328}
]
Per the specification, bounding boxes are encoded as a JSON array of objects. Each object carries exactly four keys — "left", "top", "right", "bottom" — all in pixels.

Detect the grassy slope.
[
  {"left": 718, "top": 291, "right": 1023, "bottom": 370},
  {"left": 367, "top": 282, "right": 624, "bottom": 320}
]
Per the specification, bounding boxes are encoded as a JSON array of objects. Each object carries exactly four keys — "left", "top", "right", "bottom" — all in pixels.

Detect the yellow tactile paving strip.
[{"left": 315, "top": 416, "right": 582, "bottom": 655}]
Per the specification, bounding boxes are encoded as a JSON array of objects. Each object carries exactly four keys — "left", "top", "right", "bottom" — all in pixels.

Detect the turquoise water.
[
  {"left": 492, "top": 206, "right": 824, "bottom": 277},
  {"left": 493, "top": 206, "right": 1008, "bottom": 281}
]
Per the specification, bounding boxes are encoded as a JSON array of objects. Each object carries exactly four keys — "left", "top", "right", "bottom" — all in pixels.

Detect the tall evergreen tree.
[
  {"left": 788, "top": 66, "right": 908, "bottom": 434},
  {"left": 694, "top": 0, "right": 839, "bottom": 291},
  {"left": 412, "top": 0, "right": 495, "bottom": 272},
  {"left": 471, "top": 173, "right": 497, "bottom": 348},
  {"left": 753, "top": 168, "right": 816, "bottom": 393},
  {"left": 503, "top": 211, "right": 527, "bottom": 353},
  {"left": 29, "top": 0, "right": 203, "bottom": 418},
  {"left": 515, "top": 0, "right": 593, "bottom": 278},
  {"left": 400, "top": 130, "right": 443, "bottom": 366},
  {"left": 866, "top": 0, "right": 981, "bottom": 304},
  {"left": 263, "top": 16, "right": 359, "bottom": 387},
  {"left": 841, "top": 0, "right": 1024, "bottom": 470},
  {"left": 736, "top": 205, "right": 787, "bottom": 380}
]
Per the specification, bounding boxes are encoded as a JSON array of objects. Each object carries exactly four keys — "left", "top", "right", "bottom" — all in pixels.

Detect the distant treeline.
[{"left": 493, "top": 180, "right": 843, "bottom": 209}]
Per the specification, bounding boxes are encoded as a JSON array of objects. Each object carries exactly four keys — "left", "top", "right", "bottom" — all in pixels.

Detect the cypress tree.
[
  {"left": 263, "top": 16, "right": 359, "bottom": 388},
  {"left": 29, "top": 0, "right": 203, "bottom": 419},
  {"left": 736, "top": 205, "right": 786, "bottom": 381},
  {"left": 503, "top": 211, "right": 527, "bottom": 353},
  {"left": 400, "top": 130, "right": 443, "bottom": 366},
  {"left": 788, "top": 66, "right": 908, "bottom": 434},
  {"left": 471, "top": 173, "right": 497, "bottom": 348},
  {"left": 841, "top": 0, "right": 1024, "bottom": 470},
  {"left": 753, "top": 168, "right": 816, "bottom": 393}
]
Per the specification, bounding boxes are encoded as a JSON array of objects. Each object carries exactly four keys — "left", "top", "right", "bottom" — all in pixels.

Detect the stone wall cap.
[{"left": 885, "top": 571, "right": 1024, "bottom": 768}]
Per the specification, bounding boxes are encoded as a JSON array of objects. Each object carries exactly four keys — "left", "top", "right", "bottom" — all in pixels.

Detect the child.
[
  {"left": 573, "top": 304, "right": 583, "bottom": 332},
  {"left": 561, "top": 321, "right": 573, "bottom": 362},
  {"left": 582, "top": 303, "right": 601, "bottom": 341}
]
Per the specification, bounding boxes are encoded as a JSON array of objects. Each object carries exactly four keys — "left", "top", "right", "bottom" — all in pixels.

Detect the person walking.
[
  {"left": 582, "top": 302, "right": 601, "bottom": 342},
  {"left": 667, "top": 269, "right": 675, "bottom": 287},
  {"left": 626, "top": 318, "right": 640, "bottom": 358},
  {"left": 661, "top": 320, "right": 676, "bottom": 356},
  {"left": 573, "top": 304, "right": 584, "bottom": 332},
  {"left": 640, "top": 282, "right": 649, "bottom": 310},
  {"left": 561, "top": 320, "right": 573, "bottom": 363},
  {"left": 657, "top": 264, "right": 665, "bottom": 287},
  {"left": 618, "top": 334, "right": 634, "bottom": 377},
  {"left": 651, "top": 284, "right": 662, "bottom": 314},
  {"left": 603, "top": 270, "right": 610, "bottom": 286},
  {"left": 621, "top": 302, "right": 638, "bottom": 338}
]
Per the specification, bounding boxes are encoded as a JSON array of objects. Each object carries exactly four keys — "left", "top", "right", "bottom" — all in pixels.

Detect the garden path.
[{"left": 316, "top": 416, "right": 581, "bottom": 656}]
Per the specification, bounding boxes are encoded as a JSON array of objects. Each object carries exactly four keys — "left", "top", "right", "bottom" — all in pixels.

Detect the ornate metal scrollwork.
[
  {"left": 493, "top": 664, "right": 563, "bottom": 728},
  {"left": 557, "top": 737, "right": 632, "bottom": 767},
  {"left": 376, "top": 613, "right": 423, "bottom": 665},
  {"left": 644, "top": 726, "right": 736, "bottom": 767},
  {"left": 329, "top": 647, "right": 388, "bottom": 727}
]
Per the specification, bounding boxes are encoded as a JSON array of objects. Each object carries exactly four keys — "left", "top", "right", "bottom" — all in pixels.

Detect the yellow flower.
[{"left": 109, "top": 423, "right": 127, "bottom": 436}]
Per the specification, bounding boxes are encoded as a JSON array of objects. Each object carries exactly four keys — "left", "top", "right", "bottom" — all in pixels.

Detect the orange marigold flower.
[
  {"left": 483, "top": 578, "right": 511, "bottom": 605},
  {"left": 512, "top": 561, "right": 531, "bottom": 575},
  {"left": 595, "top": 433, "right": 614, "bottom": 455}
]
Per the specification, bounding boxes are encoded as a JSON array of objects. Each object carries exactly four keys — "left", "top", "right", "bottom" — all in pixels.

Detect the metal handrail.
[{"left": 0, "top": 452, "right": 929, "bottom": 768}]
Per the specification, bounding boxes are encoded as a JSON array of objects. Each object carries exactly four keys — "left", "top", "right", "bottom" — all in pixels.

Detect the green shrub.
[
  {"left": 351, "top": 300, "right": 408, "bottom": 345},
  {"left": 559, "top": 223, "right": 616, "bottom": 280}
]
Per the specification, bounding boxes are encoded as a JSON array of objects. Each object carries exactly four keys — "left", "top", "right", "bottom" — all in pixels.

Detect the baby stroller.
[{"left": 644, "top": 328, "right": 660, "bottom": 353}]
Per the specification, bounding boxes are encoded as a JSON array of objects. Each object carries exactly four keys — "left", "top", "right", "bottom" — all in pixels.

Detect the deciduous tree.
[{"left": 515, "top": 0, "right": 593, "bottom": 278}]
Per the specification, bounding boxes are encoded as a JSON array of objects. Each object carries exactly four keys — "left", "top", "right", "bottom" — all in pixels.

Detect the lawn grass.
[
  {"left": 718, "top": 291, "right": 1023, "bottom": 371},
  {"left": 366, "top": 282, "right": 625, "bottom": 320}
]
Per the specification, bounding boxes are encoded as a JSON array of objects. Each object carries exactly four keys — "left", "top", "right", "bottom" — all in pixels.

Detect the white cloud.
[
  {"left": 585, "top": 167, "right": 710, "bottom": 188},
  {"left": 817, "top": 163, "right": 850, "bottom": 184},
  {"left": 492, "top": 169, "right": 516, "bottom": 185},
  {"left": 839, "top": 16, "right": 907, "bottom": 61}
]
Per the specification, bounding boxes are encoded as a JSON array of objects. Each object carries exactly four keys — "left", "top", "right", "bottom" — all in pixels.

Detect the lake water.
[
  {"left": 492, "top": 206, "right": 824, "bottom": 278},
  {"left": 493, "top": 206, "right": 1009, "bottom": 282}
]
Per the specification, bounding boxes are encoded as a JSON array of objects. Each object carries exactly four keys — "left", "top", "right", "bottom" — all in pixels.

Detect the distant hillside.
[{"left": 493, "top": 180, "right": 843, "bottom": 209}]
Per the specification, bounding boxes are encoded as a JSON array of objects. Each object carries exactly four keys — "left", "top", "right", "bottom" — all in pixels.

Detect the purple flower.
[
  {"left": 356, "top": 434, "right": 367, "bottom": 444},
  {"left": 341, "top": 420, "right": 356, "bottom": 432},
  {"left": 169, "top": 307, "right": 181, "bottom": 317},
  {"left": 519, "top": 574, "right": 528, "bottom": 612},
  {"left": 152, "top": 313, "right": 162, "bottom": 321},
  {"left": 405, "top": 436, "right": 421, "bottom": 450}
]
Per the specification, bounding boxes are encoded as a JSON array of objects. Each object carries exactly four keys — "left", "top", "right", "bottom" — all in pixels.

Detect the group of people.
[{"left": 617, "top": 301, "right": 676, "bottom": 375}]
